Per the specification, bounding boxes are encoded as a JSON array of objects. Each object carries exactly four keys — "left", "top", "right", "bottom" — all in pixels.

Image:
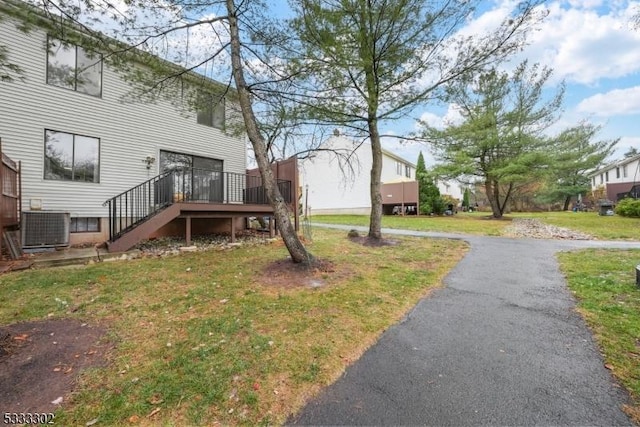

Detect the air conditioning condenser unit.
[{"left": 21, "top": 211, "right": 70, "bottom": 248}]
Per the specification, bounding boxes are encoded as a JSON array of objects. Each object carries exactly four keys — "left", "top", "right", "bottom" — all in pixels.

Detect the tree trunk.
[
  {"left": 485, "top": 179, "right": 503, "bottom": 218},
  {"left": 499, "top": 182, "right": 514, "bottom": 215},
  {"left": 563, "top": 195, "right": 571, "bottom": 211},
  {"left": 226, "top": 0, "right": 313, "bottom": 264},
  {"left": 368, "top": 119, "right": 383, "bottom": 240}
]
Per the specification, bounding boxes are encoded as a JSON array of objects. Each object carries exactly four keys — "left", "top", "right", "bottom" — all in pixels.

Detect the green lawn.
[
  {"left": 0, "top": 229, "right": 467, "bottom": 426},
  {"left": 311, "top": 213, "right": 507, "bottom": 236},
  {"left": 311, "top": 211, "right": 640, "bottom": 240},
  {"left": 558, "top": 249, "right": 640, "bottom": 422}
]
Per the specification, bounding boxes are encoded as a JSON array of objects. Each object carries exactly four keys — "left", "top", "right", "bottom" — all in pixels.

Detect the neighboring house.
[
  {"left": 589, "top": 153, "right": 640, "bottom": 201},
  {"left": 300, "top": 135, "right": 417, "bottom": 215},
  {"left": 0, "top": 4, "right": 290, "bottom": 251},
  {"left": 436, "top": 180, "right": 464, "bottom": 202}
]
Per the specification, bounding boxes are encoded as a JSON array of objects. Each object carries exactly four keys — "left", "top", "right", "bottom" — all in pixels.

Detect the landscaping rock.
[
  {"left": 504, "top": 218, "right": 593, "bottom": 240},
  {"left": 134, "top": 232, "right": 273, "bottom": 258}
]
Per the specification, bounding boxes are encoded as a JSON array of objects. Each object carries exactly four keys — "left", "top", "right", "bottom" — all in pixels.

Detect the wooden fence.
[{"left": 0, "top": 138, "right": 21, "bottom": 259}]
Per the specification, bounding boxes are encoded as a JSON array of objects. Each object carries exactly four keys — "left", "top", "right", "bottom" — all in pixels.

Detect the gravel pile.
[{"left": 504, "top": 218, "right": 593, "bottom": 240}]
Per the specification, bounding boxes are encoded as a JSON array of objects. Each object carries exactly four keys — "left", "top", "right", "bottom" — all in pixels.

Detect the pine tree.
[
  {"left": 462, "top": 188, "right": 470, "bottom": 210},
  {"left": 416, "top": 152, "right": 444, "bottom": 215}
]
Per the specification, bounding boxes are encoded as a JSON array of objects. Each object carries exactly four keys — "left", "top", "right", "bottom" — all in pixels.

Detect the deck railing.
[{"left": 103, "top": 168, "right": 291, "bottom": 241}]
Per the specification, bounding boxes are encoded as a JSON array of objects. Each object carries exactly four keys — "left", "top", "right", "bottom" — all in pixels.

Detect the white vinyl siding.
[
  {"left": 301, "top": 136, "right": 418, "bottom": 214},
  {"left": 0, "top": 17, "right": 246, "bottom": 218}
]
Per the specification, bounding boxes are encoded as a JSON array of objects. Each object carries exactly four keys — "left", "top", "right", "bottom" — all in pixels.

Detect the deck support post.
[
  {"left": 269, "top": 216, "right": 275, "bottom": 238},
  {"left": 230, "top": 218, "right": 236, "bottom": 243},
  {"left": 185, "top": 216, "right": 192, "bottom": 246}
]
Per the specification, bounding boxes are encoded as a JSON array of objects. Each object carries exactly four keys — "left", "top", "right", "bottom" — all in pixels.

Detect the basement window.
[{"left": 70, "top": 217, "right": 100, "bottom": 233}]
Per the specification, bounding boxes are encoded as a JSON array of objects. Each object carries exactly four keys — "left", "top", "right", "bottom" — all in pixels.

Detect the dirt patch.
[
  {"left": 348, "top": 236, "right": 400, "bottom": 247},
  {"left": 257, "top": 258, "right": 349, "bottom": 289},
  {"left": 0, "top": 318, "right": 109, "bottom": 414}
]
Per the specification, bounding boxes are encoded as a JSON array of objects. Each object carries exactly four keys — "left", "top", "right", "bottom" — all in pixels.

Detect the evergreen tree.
[
  {"left": 290, "top": 0, "right": 545, "bottom": 238},
  {"left": 462, "top": 188, "right": 471, "bottom": 210},
  {"left": 539, "top": 122, "right": 617, "bottom": 210},
  {"left": 416, "top": 152, "right": 444, "bottom": 215},
  {"left": 422, "top": 62, "right": 563, "bottom": 218}
]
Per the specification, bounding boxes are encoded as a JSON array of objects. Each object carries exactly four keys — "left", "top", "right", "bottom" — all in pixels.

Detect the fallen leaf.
[
  {"left": 51, "top": 396, "right": 63, "bottom": 405},
  {"left": 605, "top": 363, "right": 614, "bottom": 370},
  {"left": 86, "top": 350, "right": 97, "bottom": 355},
  {"left": 253, "top": 382, "right": 260, "bottom": 391},
  {"left": 148, "top": 395, "right": 163, "bottom": 405},
  {"left": 147, "top": 408, "right": 161, "bottom": 418},
  {"left": 53, "top": 367, "right": 62, "bottom": 372},
  {"left": 13, "top": 334, "right": 28, "bottom": 341},
  {"left": 128, "top": 415, "right": 140, "bottom": 423},
  {"left": 64, "top": 367, "right": 73, "bottom": 374},
  {"left": 85, "top": 417, "right": 99, "bottom": 426}
]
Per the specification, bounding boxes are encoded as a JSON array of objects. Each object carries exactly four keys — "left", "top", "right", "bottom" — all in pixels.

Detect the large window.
[
  {"left": 196, "top": 94, "right": 225, "bottom": 130},
  {"left": 405, "top": 165, "right": 411, "bottom": 178},
  {"left": 47, "top": 37, "right": 102, "bottom": 97},
  {"left": 160, "top": 150, "right": 223, "bottom": 202},
  {"left": 44, "top": 130, "right": 100, "bottom": 183}
]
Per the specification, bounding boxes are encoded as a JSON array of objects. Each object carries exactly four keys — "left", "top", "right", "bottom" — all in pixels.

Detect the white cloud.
[
  {"left": 509, "top": 1, "right": 640, "bottom": 85},
  {"left": 577, "top": 86, "right": 640, "bottom": 116},
  {"left": 418, "top": 111, "right": 446, "bottom": 129},
  {"left": 614, "top": 136, "right": 640, "bottom": 157},
  {"left": 417, "top": 104, "right": 464, "bottom": 130}
]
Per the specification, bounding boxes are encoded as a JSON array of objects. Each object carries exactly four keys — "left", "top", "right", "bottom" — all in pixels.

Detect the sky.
[{"left": 384, "top": 0, "right": 640, "bottom": 167}]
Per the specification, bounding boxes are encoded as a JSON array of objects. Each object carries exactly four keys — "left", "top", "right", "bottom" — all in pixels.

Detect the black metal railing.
[{"left": 103, "top": 168, "right": 292, "bottom": 241}]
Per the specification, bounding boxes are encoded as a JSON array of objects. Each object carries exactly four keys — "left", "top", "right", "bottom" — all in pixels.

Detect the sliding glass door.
[{"left": 159, "top": 151, "right": 223, "bottom": 202}]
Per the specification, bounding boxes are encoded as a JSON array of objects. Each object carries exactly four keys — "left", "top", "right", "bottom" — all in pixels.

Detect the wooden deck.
[{"left": 106, "top": 202, "right": 279, "bottom": 253}]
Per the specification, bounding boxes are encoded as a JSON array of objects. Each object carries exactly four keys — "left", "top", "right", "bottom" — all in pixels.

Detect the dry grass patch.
[{"left": 0, "top": 228, "right": 467, "bottom": 425}]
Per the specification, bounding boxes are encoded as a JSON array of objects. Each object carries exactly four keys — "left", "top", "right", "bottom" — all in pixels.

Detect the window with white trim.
[
  {"left": 44, "top": 130, "right": 100, "bottom": 183},
  {"left": 196, "top": 93, "right": 225, "bottom": 130},
  {"left": 47, "top": 37, "right": 102, "bottom": 97}
]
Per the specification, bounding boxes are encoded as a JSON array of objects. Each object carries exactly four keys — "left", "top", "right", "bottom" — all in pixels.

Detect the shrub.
[{"left": 616, "top": 198, "right": 640, "bottom": 217}]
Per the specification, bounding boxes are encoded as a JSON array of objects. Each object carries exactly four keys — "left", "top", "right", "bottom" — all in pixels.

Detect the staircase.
[{"left": 103, "top": 168, "right": 292, "bottom": 252}]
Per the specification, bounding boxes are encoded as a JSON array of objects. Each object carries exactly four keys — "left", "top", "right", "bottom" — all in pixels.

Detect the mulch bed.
[{"left": 0, "top": 319, "right": 109, "bottom": 414}]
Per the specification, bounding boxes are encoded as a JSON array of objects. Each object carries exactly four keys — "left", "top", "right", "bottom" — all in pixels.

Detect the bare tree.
[
  {"left": 288, "top": 0, "right": 547, "bottom": 240},
  {"left": 2, "top": 0, "right": 317, "bottom": 263}
]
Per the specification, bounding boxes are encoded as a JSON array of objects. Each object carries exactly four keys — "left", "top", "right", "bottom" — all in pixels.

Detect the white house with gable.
[
  {"left": 589, "top": 152, "right": 640, "bottom": 201},
  {"left": 300, "top": 135, "right": 416, "bottom": 215}
]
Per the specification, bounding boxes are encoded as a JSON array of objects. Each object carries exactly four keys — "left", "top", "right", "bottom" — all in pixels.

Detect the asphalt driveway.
[{"left": 288, "top": 225, "right": 639, "bottom": 426}]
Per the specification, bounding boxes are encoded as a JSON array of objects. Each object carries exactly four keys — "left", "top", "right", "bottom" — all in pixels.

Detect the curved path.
[{"left": 289, "top": 224, "right": 640, "bottom": 426}]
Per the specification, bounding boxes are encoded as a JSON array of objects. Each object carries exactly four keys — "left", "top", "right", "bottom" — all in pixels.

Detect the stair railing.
[{"left": 103, "top": 168, "right": 293, "bottom": 242}]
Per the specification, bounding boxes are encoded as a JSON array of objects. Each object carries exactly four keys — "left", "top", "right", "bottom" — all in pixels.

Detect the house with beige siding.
[{"left": 0, "top": 3, "right": 290, "bottom": 251}]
